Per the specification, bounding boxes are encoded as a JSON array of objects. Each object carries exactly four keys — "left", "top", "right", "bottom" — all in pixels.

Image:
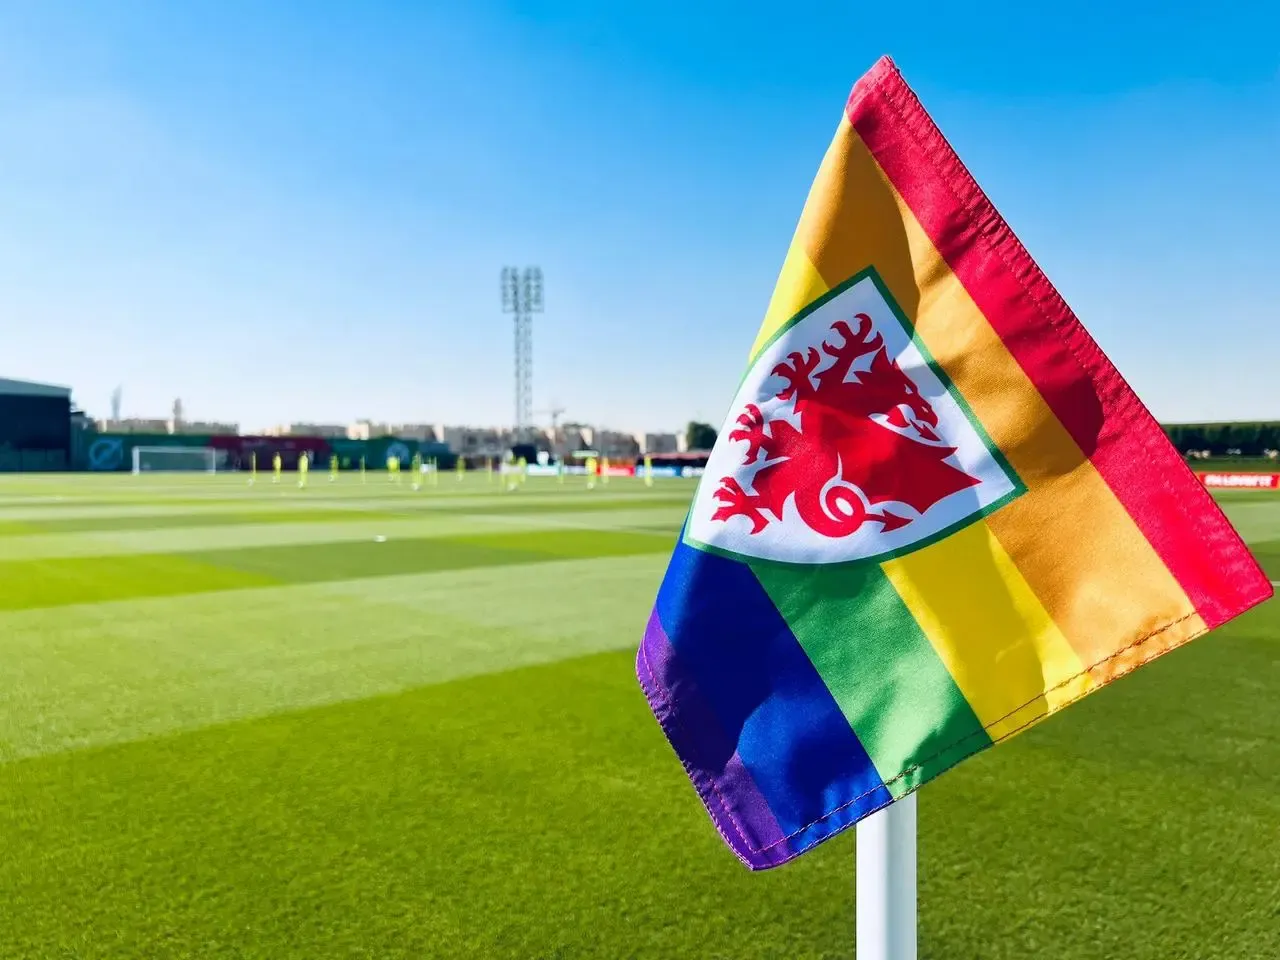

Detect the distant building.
[
  {"left": 96, "top": 418, "right": 171, "bottom": 434},
  {"left": 594, "top": 430, "right": 640, "bottom": 460},
  {"left": 98, "top": 417, "right": 238, "bottom": 436},
  {"left": 535, "top": 426, "right": 567, "bottom": 457},
  {"left": 639, "top": 432, "right": 680, "bottom": 455},
  {"left": 173, "top": 420, "right": 239, "bottom": 436},
  {"left": 0, "top": 377, "right": 72, "bottom": 471},
  {"left": 559, "top": 423, "right": 595, "bottom": 454},
  {"left": 347, "top": 421, "right": 439, "bottom": 442},
  {"left": 71, "top": 408, "right": 95, "bottom": 433},
  {"left": 437, "top": 425, "right": 510, "bottom": 457},
  {"left": 390, "top": 424, "right": 440, "bottom": 442},
  {"left": 262, "top": 423, "right": 346, "bottom": 438}
]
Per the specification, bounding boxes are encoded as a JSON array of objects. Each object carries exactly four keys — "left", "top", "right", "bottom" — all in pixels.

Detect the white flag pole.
[{"left": 856, "top": 792, "right": 917, "bottom": 960}]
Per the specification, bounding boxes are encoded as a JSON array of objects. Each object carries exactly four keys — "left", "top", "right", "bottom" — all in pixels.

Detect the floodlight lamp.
[{"left": 501, "top": 266, "right": 520, "bottom": 312}]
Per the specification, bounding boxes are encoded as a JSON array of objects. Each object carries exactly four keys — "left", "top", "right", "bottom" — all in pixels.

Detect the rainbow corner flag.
[{"left": 636, "top": 56, "right": 1272, "bottom": 871}]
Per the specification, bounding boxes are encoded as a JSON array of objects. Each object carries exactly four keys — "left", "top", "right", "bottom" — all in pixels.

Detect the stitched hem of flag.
[
  {"left": 635, "top": 638, "right": 781, "bottom": 869},
  {"left": 639, "top": 56, "right": 1274, "bottom": 873},
  {"left": 846, "top": 56, "right": 1273, "bottom": 626},
  {"left": 640, "top": 605, "right": 1210, "bottom": 869}
]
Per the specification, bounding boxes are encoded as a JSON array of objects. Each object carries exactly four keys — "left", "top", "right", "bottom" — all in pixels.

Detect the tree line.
[
  {"left": 1163, "top": 422, "right": 1280, "bottom": 457},
  {"left": 685, "top": 421, "right": 718, "bottom": 451}
]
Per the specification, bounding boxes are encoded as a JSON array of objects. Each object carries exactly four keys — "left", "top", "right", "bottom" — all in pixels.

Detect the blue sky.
[{"left": 1, "top": 1, "right": 1277, "bottom": 432}]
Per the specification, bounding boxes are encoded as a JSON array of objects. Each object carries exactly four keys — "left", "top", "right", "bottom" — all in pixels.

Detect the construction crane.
[
  {"left": 535, "top": 405, "right": 567, "bottom": 434},
  {"left": 535, "top": 405, "right": 568, "bottom": 459}
]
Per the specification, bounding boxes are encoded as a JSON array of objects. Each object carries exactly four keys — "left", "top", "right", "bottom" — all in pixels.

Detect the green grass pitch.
[{"left": 0, "top": 473, "right": 1276, "bottom": 959}]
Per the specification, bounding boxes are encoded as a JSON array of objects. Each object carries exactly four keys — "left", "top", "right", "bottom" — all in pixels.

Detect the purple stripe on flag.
[{"left": 638, "top": 609, "right": 791, "bottom": 866}]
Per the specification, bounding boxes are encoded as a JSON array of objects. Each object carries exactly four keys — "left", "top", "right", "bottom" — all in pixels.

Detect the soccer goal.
[{"left": 132, "top": 446, "right": 220, "bottom": 475}]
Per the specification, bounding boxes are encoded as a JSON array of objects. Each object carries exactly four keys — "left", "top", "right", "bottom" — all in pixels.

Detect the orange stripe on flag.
[
  {"left": 759, "top": 117, "right": 1206, "bottom": 677},
  {"left": 880, "top": 521, "right": 1092, "bottom": 740}
]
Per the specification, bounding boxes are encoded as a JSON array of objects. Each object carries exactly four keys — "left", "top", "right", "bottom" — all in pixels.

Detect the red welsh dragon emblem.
[{"left": 712, "top": 313, "right": 980, "bottom": 539}]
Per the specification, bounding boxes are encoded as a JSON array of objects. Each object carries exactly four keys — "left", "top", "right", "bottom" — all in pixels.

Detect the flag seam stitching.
[
  {"left": 856, "top": 63, "right": 1270, "bottom": 618},
  {"left": 635, "top": 639, "right": 761, "bottom": 867},
  {"left": 649, "top": 608, "right": 1201, "bottom": 856}
]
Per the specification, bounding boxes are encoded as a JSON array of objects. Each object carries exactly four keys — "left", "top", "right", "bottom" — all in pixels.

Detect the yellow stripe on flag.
[
  {"left": 748, "top": 122, "right": 904, "bottom": 360},
  {"left": 757, "top": 115, "right": 1206, "bottom": 673},
  {"left": 881, "top": 522, "right": 1093, "bottom": 740},
  {"left": 752, "top": 241, "right": 829, "bottom": 360}
]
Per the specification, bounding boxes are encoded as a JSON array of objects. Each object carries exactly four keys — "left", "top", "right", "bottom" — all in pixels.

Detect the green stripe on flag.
[{"left": 753, "top": 561, "right": 991, "bottom": 797}]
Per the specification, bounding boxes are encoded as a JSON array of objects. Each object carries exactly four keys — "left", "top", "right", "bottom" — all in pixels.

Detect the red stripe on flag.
[{"left": 845, "top": 57, "right": 1272, "bottom": 627}]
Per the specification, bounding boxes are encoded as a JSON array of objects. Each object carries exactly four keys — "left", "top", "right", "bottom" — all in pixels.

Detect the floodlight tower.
[{"left": 501, "top": 266, "right": 543, "bottom": 442}]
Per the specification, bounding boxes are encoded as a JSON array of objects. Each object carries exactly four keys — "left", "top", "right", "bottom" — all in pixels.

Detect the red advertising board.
[
  {"left": 1198, "top": 472, "right": 1280, "bottom": 489},
  {"left": 210, "top": 435, "right": 333, "bottom": 469}
]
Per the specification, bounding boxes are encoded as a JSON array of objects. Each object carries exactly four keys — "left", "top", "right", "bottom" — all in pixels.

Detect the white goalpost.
[{"left": 131, "top": 446, "right": 220, "bottom": 475}]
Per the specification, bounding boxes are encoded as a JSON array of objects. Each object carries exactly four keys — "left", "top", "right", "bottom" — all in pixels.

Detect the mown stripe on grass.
[
  {"left": 1217, "top": 500, "right": 1280, "bottom": 547},
  {"left": 1249, "top": 539, "right": 1279, "bottom": 579},
  {"left": 5, "top": 635, "right": 1280, "bottom": 960},
  {"left": 0, "top": 495, "right": 693, "bottom": 536},
  {"left": 0, "top": 529, "right": 669, "bottom": 611},
  {"left": 0, "top": 509, "right": 682, "bottom": 562},
  {"left": 0, "top": 554, "right": 278, "bottom": 610},
  {"left": 0, "top": 510, "right": 398, "bottom": 536},
  {"left": 0, "top": 554, "right": 667, "bottom": 762},
  {"left": 0, "top": 492, "right": 692, "bottom": 525},
  {"left": 0, "top": 650, "right": 855, "bottom": 960}
]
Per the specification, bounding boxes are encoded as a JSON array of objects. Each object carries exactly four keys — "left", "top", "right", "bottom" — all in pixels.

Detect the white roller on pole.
[{"left": 856, "top": 792, "right": 917, "bottom": 960}]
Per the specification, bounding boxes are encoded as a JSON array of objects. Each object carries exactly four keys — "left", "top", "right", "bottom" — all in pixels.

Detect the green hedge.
[{"left": 1162, "top": 422, "right": 1280, "bottom": 457}]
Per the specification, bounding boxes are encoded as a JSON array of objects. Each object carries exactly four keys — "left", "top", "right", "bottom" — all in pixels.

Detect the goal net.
[{"left": 132, "top": 446, "right": 220, "bottom": 475}]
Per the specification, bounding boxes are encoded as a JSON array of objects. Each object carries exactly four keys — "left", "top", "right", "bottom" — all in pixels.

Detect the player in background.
[
  {"left": 586, "top": 455, "right": 598, "bottom": 490},
  {"left": 298, "top": 451, "right": 309, "bottom": 488},
  {"left": 387, "top": 454, "right": 400, "bottom": 483},
  {"left": 505, "top": 455, "right": 522, "bottom": 493},
  {"left": 329, "top": 454, "right": 338, "bottom": 482},
  {"left": 273, "top": 452, "right": 283, "bottom": 484},
  {"left": 411, "top": 452, "right": 423, "bottom": 490}
]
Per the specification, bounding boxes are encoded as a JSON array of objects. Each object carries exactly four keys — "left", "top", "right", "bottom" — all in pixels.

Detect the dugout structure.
[{"left": 0, "top": 377, "right": 72, "bottom": 471}]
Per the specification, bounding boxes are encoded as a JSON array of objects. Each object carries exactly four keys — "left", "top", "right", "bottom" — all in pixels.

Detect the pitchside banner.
[
  {"left": 79, "top": 433, "right": 477, "bottom": 472},
  {"left": 83, "top": 434, "right": 214, "bottom": 472},
  {"left": 1199, "top": 472, "right": 1280, "bottom": 489},
  {"left": 211, "top": 436, "right": 333, "bottom": 470}
]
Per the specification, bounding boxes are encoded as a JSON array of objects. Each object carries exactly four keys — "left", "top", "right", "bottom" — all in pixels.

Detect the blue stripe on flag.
[{"left": 654, "top": 540, "right": 892, "bottom": 849}]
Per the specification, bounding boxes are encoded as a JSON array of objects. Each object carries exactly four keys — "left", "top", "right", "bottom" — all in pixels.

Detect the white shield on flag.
[{"left": 686, "top": 268, "right": 1024, "bottom": 566}]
